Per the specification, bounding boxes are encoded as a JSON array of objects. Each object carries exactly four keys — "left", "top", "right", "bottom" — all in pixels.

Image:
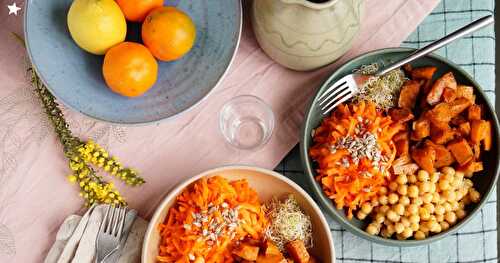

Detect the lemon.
[{"left": 67, "top": 0, "right": 127, "bottom": 55}]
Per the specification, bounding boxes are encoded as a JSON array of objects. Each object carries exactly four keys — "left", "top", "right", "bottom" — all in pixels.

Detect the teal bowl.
[
  {"left": 24, "top": 0, "right": 241, "bottom": 124},
  {"left": 300, "top": 48, "right": 500, "bottom": 246}
]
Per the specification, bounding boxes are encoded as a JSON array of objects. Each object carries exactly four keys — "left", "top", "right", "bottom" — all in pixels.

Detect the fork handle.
[{"left": 376, "top": 15, "right": 494, "bottom": 77}]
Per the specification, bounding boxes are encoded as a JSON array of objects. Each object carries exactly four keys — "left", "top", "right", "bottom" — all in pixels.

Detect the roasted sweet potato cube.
[
  {"left": 442, "top": 87, "right": 457, "bottom": 102},
  {"left": 264, "top": 241, "right": 283, "bottom": 256},
  {"left": 458, "top": 161, "right": 484, "bottom": 177},
  {"left": 398, "top": 80, "right": 421, "bottom": 109},
  {"left": 233, "top": 244, "right": 260, "bottom": 261},
  {"left": 451, "top": 115, "right": 468, "bottom": 126},
  {"left": 411, "top": 145, "right": 436, "bottom": 173},
  {"left": 427, "top": 72, "right": 457, "bottom": 105},
  {"left": 425, "top": 140, "right": 455, "bottom": 168},
  {"left": 470, "top": 120, "right": 488, "bottom": 144},
  {"left": 393, "top": 131, "right": 409, "bottom": 142},
  {"left": 447, "top": 139, "right": 474, "bottom": 165},
  {"left": 395, "top": 138, "right": 410, "bottom": 156},
  {"left": 430, "top": 124, "right": 456, "bottom": 145},
  {"left": 256, "top": 254, "right": 286, "bottom": 263},
  {"left": 411, "top": 118, "right": 430, "bottom": 140},
  {"left": 467, "top": 104, "right": 482, "bottom": 120},
  {"left": 449, "top": 98, "right": 473, "bottom": 117},
  {"left": 428, "top": 103, "right": 453, "bottom": 125},
  {"left": 484, "top": 121, "right": 492, "bottom": 151},
  {"left": 392, "top": 163, "right": 419, "bottom": 175},
  {"left": 411, "top": 66, "right": 437, "bottom": 80},
  {"left": 389, "top": 108, "right": 414, "bottom": 122},
  {"left": 286, "top": 241, "right": 310, "bottom": 263},
  {"left": 456, "top": 85, "right": 475, "bottom": 103},
  {"left": 403, "top": 63, "right": 413, "bottom": 73},
  {"left": 458, "top": 122, "right": 471, "bottom": 136},
  {"left": 472, "top": 143, "right": 481, "bottom": 159}
]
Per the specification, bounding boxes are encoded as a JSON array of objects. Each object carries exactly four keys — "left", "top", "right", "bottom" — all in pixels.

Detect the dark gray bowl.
[{"left": 300, "top": 48, "right": 500, "bottom": 246}]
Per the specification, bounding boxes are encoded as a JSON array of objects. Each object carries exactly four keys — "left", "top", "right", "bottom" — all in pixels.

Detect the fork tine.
[
  {"left": 107, "top": 205, "right": 117, "bottom": 234},
  {"left": 318, "top": 83, "right": 349, "bottom": 107},
  {"left": 116, "top": 207, "right": 127, "bottom": 240},
  {"left": 317, "top": 79, "right": 347, "bottom": 103},
  {"left": 320, "top": 88, "right": 352, "bottom": 111},
  {"left": 101, "top": 205, "right": 111, "bottom": 234},
  {"left": 322, "top": 92, "right": 354, "bottom": 116}
]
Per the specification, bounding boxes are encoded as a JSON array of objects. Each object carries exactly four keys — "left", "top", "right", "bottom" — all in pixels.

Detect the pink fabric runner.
[{"left": 0, "top": 0, "right": 438, "bottom": 261}]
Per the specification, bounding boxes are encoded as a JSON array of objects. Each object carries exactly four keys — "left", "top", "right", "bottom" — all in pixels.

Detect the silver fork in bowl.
[
  {"left": 95, "top": 205, "right": 127, "bottom": 263},
  {"left": 317, "top": 15, "right": 494, "bottom": 116}
]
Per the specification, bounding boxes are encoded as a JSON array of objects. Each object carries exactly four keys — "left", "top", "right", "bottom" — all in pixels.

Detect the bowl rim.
[
  {"left": 23, "top": 0, "right": 243, "bottom": 126},
  {"left": 300, "top": 47, "right": 500, "bottom": 246},
  {"left": 141, "top": 165, "right": 335, "bottom": 262}
]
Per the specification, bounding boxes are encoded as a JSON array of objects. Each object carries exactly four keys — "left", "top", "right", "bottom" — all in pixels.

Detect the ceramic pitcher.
[{"left": 251, "top": 0, "right": 364, "bottom": 71}]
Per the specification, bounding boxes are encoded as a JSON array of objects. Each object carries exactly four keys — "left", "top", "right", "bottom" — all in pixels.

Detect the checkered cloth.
[{"left": 275, "top": 0, "right": 497, "bottom": 262}]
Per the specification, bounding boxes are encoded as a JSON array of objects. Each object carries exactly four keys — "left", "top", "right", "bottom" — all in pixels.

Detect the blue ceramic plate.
[{"left": 24, "top": 0, "right": 242, "bottom": 124}]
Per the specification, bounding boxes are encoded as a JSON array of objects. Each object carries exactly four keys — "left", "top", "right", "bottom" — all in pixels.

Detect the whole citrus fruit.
[
  {"left": 116, "top": 0, "right": 163, "bottom": 22},
  {"left": 67, "top": 0, "right": 126, "bottom": 55},
  {"left": 142, "top": 7, "right": 196, "bottom": 61},
  {"left": 102, "top": 42, "right": 158, "bottom": 97}
]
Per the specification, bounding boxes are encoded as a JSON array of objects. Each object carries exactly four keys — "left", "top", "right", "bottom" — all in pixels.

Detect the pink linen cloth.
[{"left": 0, "top": 0, "right": 438, "bottom": 262}]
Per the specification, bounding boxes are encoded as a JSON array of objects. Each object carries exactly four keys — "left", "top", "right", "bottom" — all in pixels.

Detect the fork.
[
  {"left": 95, "top": 205, "right": 127, "bottom": 263},
  {"left": 317, "top": 15, "right": 494, "bottom": 116}
]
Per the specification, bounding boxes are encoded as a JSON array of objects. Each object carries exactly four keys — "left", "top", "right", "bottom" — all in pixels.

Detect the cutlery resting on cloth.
[{"left": 44, "top": 205, "right": 148, "bottom": 263}]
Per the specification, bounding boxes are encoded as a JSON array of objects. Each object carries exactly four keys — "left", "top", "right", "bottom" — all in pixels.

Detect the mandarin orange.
[
  {"left": 141, "top": 7, "right": 196, "bottom": 61},
  {"left": 102, "top": 42, "right": 158, "bottom": 97},
  {"left": 116, "top": 0, "right": 164, "bottom": 22}
]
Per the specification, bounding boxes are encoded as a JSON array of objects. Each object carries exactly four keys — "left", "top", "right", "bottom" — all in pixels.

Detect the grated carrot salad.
[
  {"left": 309, "top": 101, "right": 404, "bottom": 219},
  {"left": 157, "top": 176, "right": 267, "bottom": 263}
]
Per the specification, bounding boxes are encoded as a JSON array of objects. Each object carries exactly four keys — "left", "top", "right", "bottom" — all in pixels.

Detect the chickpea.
[
  {"left": 401, "top": 216, "right": 410, "bottom": 227},
  {"left": 418, "top": 181, "right": 431, "bottom": 193},
  {"left": 461, "top": 195, "right": 472, "bottom": 206},
  {"left": 419, "top": 223, "right": 430, "bottom": 234},
  {"left": 401, "top": 227, "right": 413, "bottom": 239},
  {"left": 395, "top": 222, "right": 405, "bottom": 234},
  {"left": 379, "top": 186, "right": 388, "bottom": 195},
  {"left": 435, "top": 204, "right": 445, "bottom": 215},
  {"left": 450, "top": 178, "right": 461, "bottom": 189},
  {"left": 458, "top": 201, "right": 466, "bottom": 210},
  {"left": 357, "top": 211, "right": 367, "bottom": 220},
  {"left": 396, "top": 174, "right": 408, "bottom": 185},
  {"left": 443, "top": 202, "right": 452, "bottom": 212},
  {"left": 410, "top": 222, "right": 419, "bottom": 232},
  {"left": 366, "top": 224, "right": 379, "bottom": 235},
  {"left": 397, "top": 185, "right": 408, "bottom": 196},
  {"left": 430, "top": 172, "right": 440, "bottom": 183},
  {"left": 435, "top": 213, "right": 444, "bottom": 222},
  {"left": 431, "top": 192, "right": 441, "bottom": 204},
  {"left": 387, "top": 210, "right": 400, "bottom": 222},
  {"left": 455, "top": 171, "right": 464, "bottom": 181},
  {"left": 375, "top": 213, "right": 385, "bottom": 224},
  {"left": 456, "top": 209, "right": 466, "bottom": 219},
  {"left": 422, "top": 193, "right": 433, "bottom": 204},
  {"left": 408, "top": 174, "right": 418, "bottom": 183},
  {"left": 399, "top": 196, "right": 410, "bottom": 206},
  {"left": 464, "top": 179, "right": 473, "bottom": 188},
  {"left": 381, "top": 228, "right": 391, "bottom": 238},
  {"left": 469, "top": 189, "right": 481, "bottom": 203},
  {"left": 417, "top": 170, "right": 430, "bottom": 182},
  {"left": 409, "top": 214, "right": 420, "bottom": 224},
  {"left": 389, "top": 181, "right": 399, "bottom": 192},
  {"left": 407, "top": 204, "right": 419, "bottom": 215},
  {"left": 429, "top": 183, "right": 437, "bottom": 193},
  {"left": 419, "top": 207, "right": 431, "bottom": 221},
  {"left": 394, "top": 203, "right": 405, "bottom": 215},
  {"left": 386, "top": 223, "right": 396, "bottom": 235},
  {"left": 379, "top": 195, "right": 389, "bottom": 205},
  {"left": 438, "top": 179, "right": 450, "bottom": 191},
  {"left": 388, "top": 193, "right": 399, "bottom": 205},
  {"left": 407, "top": 185, "right": 419, "bottom": 198},
  {"left": 412, "top": 197, "right": 423, "bottom": 206},
  {"left": 431, "top": 223, "right": 442, "bottom": 233},
  {"left": 380, "top": 205, "right": 390, "bottom": 213},
  {"left": 442, "top": 166, "right": 456, "bottom": 176},
  {"left": 443, "top": 190, "right": 457, "bottom": 202},
  {"left": 361, "top": 203, "right": 373, "bottom": 214},
  {"left": 441, "top": 173, "right": 453, "bottom": 182},
  {"left": 440, "top": 221, "right": 450, "bottom": 231},
  {"left": 445, "top": 211, "right": 457, "bottom": 224},
  {"left": 456, "top": 191, "right": 465, "bottom": 201},
  {"left": 414, "top": 230, "right": 426, "bottom": 240},
  {"left": 423, "top": 203, "right": 435, "bottom": 214}
]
